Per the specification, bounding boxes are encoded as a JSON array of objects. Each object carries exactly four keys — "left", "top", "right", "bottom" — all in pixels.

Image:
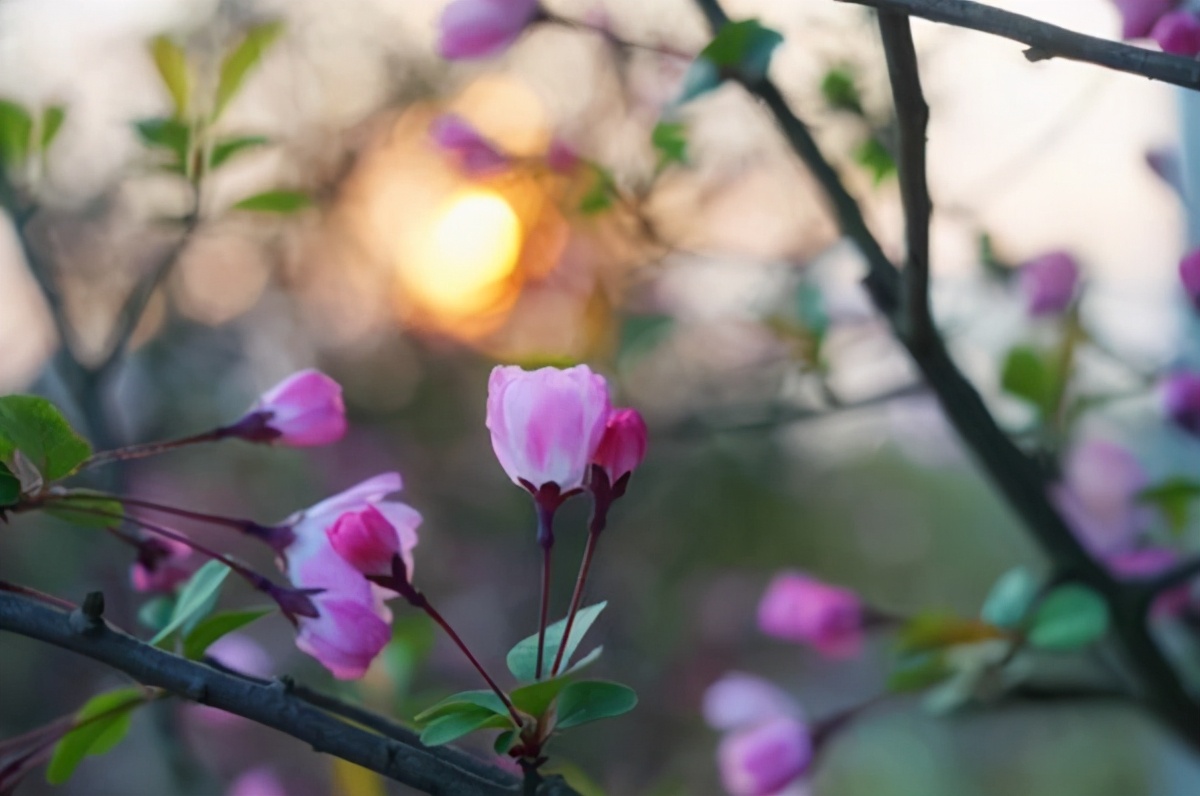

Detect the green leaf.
[
  {"left": 414, "top": 690, "right": 510, "bottom": 723},
  {"left": 418, "top": 708, "right": 511, "bottom": 747},
  {"left": 149, "top": 36, "right": 191, "bottom": 118},
  {"left": 0, "top": 395, "right": 91, "bottom": 482},
  {"left": 820, "top": 66, "right": 863, "bottom": 115},
  {"left": 701, "top": 19, "right": 783, "bottom": 79},
  {"left": 0, "top": 99, "right": 33, "bottom": 169},
  {"left": 895, "top": 612, "right": 1007, "bottom": 655},
  {"left": 0, "top": 463, "right": 20, "bottom": 506},
  {"left": 554, "top": 681, "right": 637, "bottom": 730},
  {"left": 138, "top": 596, "right": 175, "bottom": 632},
  {"left": 1138, "top": 478, "right": 1200, "bottom": 536},
  {"left": 618, "top": 314, "right": 673, "bottom": 364},
  {"left": 134, "top": 118, "right": 191, "bottom": 165},
  {"left": 507, "top": 601, "right": 607, "bottom": 682},
  {"left": 887, "top": 652, "right": 953, "bottom": 693},
  {"left": 150, "top": 560, "right": 231, "bottom": 645},
  {"left": 182, "top": 606, "right": 272, "bottom": 660},
  {"left": 493, "top": 729, "right": 516, "bottom": 755},
  {"left": 676, "top": 58, "right": 723, "bottom": 104},
  {"left": 46, "top": 688, "right": 146, "bottom": 784},
  {"left": 980, "top": 566, "right": 1039, "bottom": 629},
  {"left": 651, "top": 121, "right": 688, "bottom": 168},
  {"left": 794, "top": 282, "right": 828, "bottom": 338},
  {"left": 45, "top": 496, "right": 125, "bottom": 528},
  {"left": 210, "top": 135, "right": 270, "bottom": 169},
  {"left": 578, "top": 168, "right": 616, "bottom": 215},
  {"left": 1000, "top": 344, "right": 1057, "bottom": 413},
  {"left": 511, "top": 677, "right": 574, "bottom": 718},
  {"left": 41, "top": 106, "right": 66, "bottom": 151},
  {"left": 853, "top": 136, "right": 896, "bottom": 184},
  {"left": 214, "top": 21, "right": 285, "bottom": 120},
  {"left": 1027, "top": 584, "right": 1110, "bottom": 650},
  {"left": 232, "top": 190, "right": 311, "bottom": 213}
]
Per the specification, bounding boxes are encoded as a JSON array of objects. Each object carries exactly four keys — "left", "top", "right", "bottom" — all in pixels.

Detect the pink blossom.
[
  {"left": 227, "top": 767, "right": 288, "bottom": 796},
  {"left": 437, "top": 0, "right": 541, "bottom": 60},
  {"left": 430, "top": 114, "right": 510, "bottom": 177},
  {"left": 233, "top": 369, "right": 347, "bottom": 447},
  {"left": 1018, "top": 251, "right": 1079, "bottom": 316},
  {"left": 703, "top": 673, "right": 801, "bottom": 732},
  {"left": 131, "top": 537, "right": 194, "bottom": 594},
  {"left": 486, "top": 365, "right": 611, "bottom": 493},
  {"left": 1107, "top": 547, "right": 1191, "bottom": 616},
  {"left": 327, "top": 504, "right": 421, "bottom": 578},
  {"left": 546, "top": 139, "right": 580, "bottom": 173},
  {"left": 717, "top": 716, "right": 812, "bottom": 796},
  {"left": 756, "top": 572, "right": 863, "bottom": 659},
  {"left": 1111, "top": 0, "right": 1177, "bottom": 39},
  {"left": 1161, "top": 371, "right": 1200, "bottom": 436},
  {"left": 592, "top": 408, "right": 648, "bottom": 485},
  {"left": 1051, "top": 440, "right": 1150, "bottom": 554},
  {"left": 280, "top": 473, "right": 417, "bottom": 679},
  {"left": 1153, "top": 11, "right": 1200, "bottom": 54},
  {"left": 1179, "top": 247, "right": 1200, "bottom": 310}
]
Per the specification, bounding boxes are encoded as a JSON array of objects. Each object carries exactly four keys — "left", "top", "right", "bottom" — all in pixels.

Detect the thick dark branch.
[
  {"left": 878, "top": 13, "right": 934, "bottom": 350},
  {"left": 1146, "top": 556, "right": 1200, "bottom": 595},
  {"left": 0, "top": 591, "right": 551, "bottom": 796},
  {"left": 840, "top": 0, "right": 1200, "bottom": 92}
]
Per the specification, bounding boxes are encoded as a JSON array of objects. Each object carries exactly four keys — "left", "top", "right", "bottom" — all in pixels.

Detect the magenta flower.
[
  {"left": 279, "top": 473, "right": 418, "bottom": 679},
  {"left": 437, "top": 0, "right": 541, "bottom": 61},
  {"left": 546, "top": 139, "right": 580, "bottom": 173},
  {"left": 593, "top": 408, "right": 648, "bottom": 486},
  {"left": 703, "top": 673, "right": 802, "bottom": 732},
  {"left": 717, "top": 716, "right": 813, "bottom": 796},
  {"left": 229, "top": 369, "right": 347, "bottom": 447},
  {"left": 1051, "top": 440, "right": 1150, "bottom": 554},
  {"left": 1107, "top": 547, "right": 1191, "bottom": 616},
  {"left": 429, "top": 114, "right": 510, "bottom": 177},
  {"left": 131, "top": 537, "right": 194, "bottom": 594},
  {"left": 1111, "top": 0, "right": 1177, "bottom": 39},
  {"left": 486, "top": 364, "right": 611, "bottom": 494},
  {"left": 1153, "top": 11, "right": 1200, "bottom": 54},
  {"left": 1018, "top": 250, "right": 1079, "bottom": 316},
  {"left": 227, "top": 767, "right": 288, "bottom": 796},
  {"left": 1180, "top": 247, "right": 1200, "bottom": 310},
  {"left": 757, "top": 572, "right": 864, "bottom": 659},
  {"left": 327, "top": 504, "right": 421, "bottom": 578},
  {"left": 1161, "top": 371, "right": 1200, "bottom": 436}
]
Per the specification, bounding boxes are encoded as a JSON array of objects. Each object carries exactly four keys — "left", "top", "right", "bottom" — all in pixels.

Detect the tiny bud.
[
  {"left": 757, "top": 572, "right": 864, "bottom": 659},
  {"left": 1018, "top": 250, "right": 1079, "bottom": 316},
  {"left": 437, "top": 0, "right": 541, "bottom": 61},
  {"left": 327, "top": 505, "right": 420, "bottom": 579},
  {"left": 1152, "top": 11, "right": 1200, "bottom": 56},
  {"left": 592, "top": 408, "right": 648, "bottom": 486},
  {"left": 131, "top": 537, "right": 194, "bottom": 594}
]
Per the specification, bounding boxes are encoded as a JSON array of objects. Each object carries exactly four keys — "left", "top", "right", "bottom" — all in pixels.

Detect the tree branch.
[{"left": 839, "top": 0, "right": 1200, "bottom": 92}]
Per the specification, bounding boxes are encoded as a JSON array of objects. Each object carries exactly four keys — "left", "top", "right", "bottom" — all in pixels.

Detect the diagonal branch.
[{"left": 839, "top": 0, "right": 1200, "bottom": 92}]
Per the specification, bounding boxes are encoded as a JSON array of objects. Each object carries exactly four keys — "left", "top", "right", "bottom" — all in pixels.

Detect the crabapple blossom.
[
  {"left": 756, "top": 571, "right": 864, "bottom": 658},
  {"left": 1018, "top": 251, "right": 1079, "bottom": 316},
  {"left": 227, "top": 369, "right": 346, "bottom": 447},
  {"left": 437, "top": 0, "right": 541, "bottom": 60}
]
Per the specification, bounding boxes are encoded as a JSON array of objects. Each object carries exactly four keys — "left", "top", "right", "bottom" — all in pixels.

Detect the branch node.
[
  {"left": 69, "top": 591, "right": 105, "bottom": 634},
  {"left": 1023, "top": 46, "right": 1052, "bottom": 62}
]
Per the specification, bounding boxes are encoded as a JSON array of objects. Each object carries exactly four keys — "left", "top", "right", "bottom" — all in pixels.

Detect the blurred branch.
[
  {"left": 1145, "top": 556, "right": 1200, "bottom": 595},
  {"left": 0, "top": 591, "right": 579, "bottom": 796},
  {"left": 839, "top": 0, "right": 1200, "bottom": 92},
  {"left": 694, "top": 0, "right": 1200, "bottom": 752}
]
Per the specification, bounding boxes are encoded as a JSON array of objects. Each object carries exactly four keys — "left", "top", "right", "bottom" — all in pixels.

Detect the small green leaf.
[
  {"left": 853, "top": 136, "right": 896, "bottom": 185},
  {"left": 507, "top": 601, "right": 607, "bottom": 682},
  {"left": 0, "top": 395, "right": 91, "bottom": 482},
  {"left": 896, "top": 612, "right": 1007, "bottom": 655},
  {"left": 1027, "top": 584, "right": 1109, "bottom": 650},
  {"left": 214, "top": 21, "right": 284, "bottom": 120},
  {"left": 149, "top": 36, "right": 191, "bottom": 118},
  {"left": 414, "top": 690, "right": 510, "bottom": 723},
  {"left": 210, "top": 135, "right": 270, "bottom": 169},
  {"left": 150, "top": 561, "right": 231, "bottom": 645},
  {"left": 0, "top": 99, "right": 33, "bottom": 169},
  {"left": 45, "top": 497, "right": 125, "bottom": 529},
  {"left": 183, "top": 606, "right": 272, "bottom": 660},
  {"left": 651, "top": 121, "right": 688, "bottom": 168},
  {"left": 676, "top": 58, "right": 723, "bottom": 104},
  {"left": 41, "top": 106, "right": 66, "bottom": 151},
  {"left": 554, "top": 681, "right": 637, "bottom": 730},
  {"left": 980, "top": 567, "right": 1039, "bottom": 629},
  {"left": 1000, "top": 345, "right": 1057, "bottom": 413},
  {"left": 511, "top": 677, "right": 574, "bottom": 718},
  {"left": 794, "top": 282, "right": 828, "bottom": 338},
  {"left": 232, "top": 190, "right": 311, "bottom": 213},
  {"left": 701, "top": 19, "right": 783, "bottom": 80},
  {"left": 134, "top": 118, "right": 191, "bottom": 166},
  {"left": 419, "top": 708, "right": 511, "bottom": 747},
  {"left": 0, "top": 463, "right": 20, "bottom": 505},
  {"left": 493, "top": 729, "right": 516, "bottom": 755},
  {"left": 578, "top": 168, "right": 616, "bottom": 215},
  {"left": 46, "top": 688, "right": 146, "bottom": 784},
  {"left": 1138, "top": 478, "right": 1200, "bottom": 536},
  {"left": 887, "top": 652, "right": 953, "bottom": 693},
  {"left": 821, "top": 67, "right": 863, "bottom": 115},
  {"left": 138, "top": 596, "right": 176, "bottom": 632}
]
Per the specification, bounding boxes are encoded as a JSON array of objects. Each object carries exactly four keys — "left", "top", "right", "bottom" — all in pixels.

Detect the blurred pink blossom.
[
  {"left": 756, "top": 572, "right": 863, "bottom": 659},
  {"left": 1179, "top": 247, "right": 1200, "bottom": 310},
  {"left": 1018, "top": 251, "right": 1079, "bottom": 316},
  {"left": 592, "top": 408, "right": 648, "bottom": 485},
  {"left": 1151, "top": 10, "right": 1200, "bottom": 54},
  {"left": 232, "top": 369, "right": 347, "bottom": 447},
  {"left": 703, "top": 672, "right": 801, "bottom": 732},
  {"left": 131, "top": 537, "right": 194, "bottom": 594},
  {"left": 1051, "top": 440, "right": 1150, "bottom": 554},
  {"left": 486, "top": 365, "right": 611, "bottom": 493},
  {"left": 227, "top": 767, "right": 288, "bottom": 796},
  {"left": 717, "top": 716, "right": 813, "bottom": 796},
  {"left": 1107, "top": 547, "right": 1191, "bottom": 616},
  {"left": 1161, "top": 371, "right": 1200, "bottom": 436},
  {"left": 1111, "top": 0, "right": 1177, "bottom": 39},
  {"left": 546, "top": 139, "right": 580, "bottom": 173},
  {"left": 430, "top": 114, "right": 510, "bottom": 177},
  {"left": 437, "top": 0, "right": 540, "bottom": 60},
  {"left": 327, "top": 504, "right": 421, "bottom": 578}
]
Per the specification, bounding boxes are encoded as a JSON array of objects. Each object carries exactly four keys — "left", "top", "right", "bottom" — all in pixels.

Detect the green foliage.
[
  {"left": 651, "top": 121, "right": 688, "bottom": 169},
  {"left": 896, "top": 612, "right": 1007, "bottom": 655},
  {"left": 980, "top": 566, "right": 1039, "bottom": 629},
  {"left": 419, "top": 708, "right": 511, "bottom": 746},
  {"left": 45, "top": 493, "right": 125, "bottom": 529},
  {"left": 182, "top": 606, "right": 273, "bottom": 660},
  {"left": 46, "top": 688, "right": 147, "bottom": 784},
  {"left": 0, "top": 463, "right": 20, "bottom": 505},
  {"left": 210, "top": 135, "right": 270, "bottom": 169},
  {"left": 887, "top": 651, "right": 953, "bottom": 693},
  {"left": 149, "top": 36, "right": 191, "bottom": 118},
  {"left": 853, "top": 136, "right": 896, "bottom": 184},
  {"left": 138, "top": 596, "right": 176, "bottom": 632},
  {"left": 1000, "top": 344, "right": 1058, "bottom": 415},
  {"left": 233, "top": 190, "right": 311, "bottom": 213},
  {"left": 493, "top": 730, "right": 516, "bottom": 755},
  {"left": 0, "top": 395, "right": 91, "bottom": 483},
  {"left": 553, "top": 681, "right": 637, "bottom": 730},
  {"left": 150, "top": 560, "right": 231, "bottom": 645},
  {"left": 1138, "top": 478, "right": 1200, "bottom": 535},
  {"left": 679, "top": 19, "right": 783, "bottom": 103},
  {"left": 820, "top": 66, "right": 863, "bottom": 114},
  {"left": 507, "top": 601, "right": 606, "bottom": 682},
  {"left": 578, "top": 167, "right": 617, "bottom": 215},
  {"left": 510, "top": 676, "right": 575, "bottom": 718},
  {"left": 414, "top": 690, "right": 510, "bottom": 723},
  {"left": 1027, "top": 584, "right": 1109, "bottom": 650},
  {"left": 0, "top": 99, "right": 33, "bottom": 169},
  {"left": 214, "top": 22, "right": 285, "bottom": 120},
  {"left": 135, "top": 118, "right": 192, "bottom": 170},
  {"left": 41, "top": 106, "right": 66, "bottom": 151}
]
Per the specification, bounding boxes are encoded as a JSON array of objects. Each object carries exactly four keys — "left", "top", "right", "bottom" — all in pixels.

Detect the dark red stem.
[{"left": 549, "top": 531, "right": 600, "bottom": 677}]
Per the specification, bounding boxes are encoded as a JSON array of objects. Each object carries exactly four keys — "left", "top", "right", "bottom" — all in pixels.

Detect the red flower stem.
[
  {"left": 414, "top": 595, "right": 522, "bottom": 727},
  {"left": 53, "top": 491, "right": 276, "bottom": 537},
  {"left": 549, "top": 530, "right": 600, "bottom": 677},
  {"left": 0, "top": 579, "right": 76, "bottom": 611},
  {"left": 536, "top": 542, "right": 553, "bottom": 681},
  {"left": 83, "top": 429, "right": 230, "bottom": 469}
]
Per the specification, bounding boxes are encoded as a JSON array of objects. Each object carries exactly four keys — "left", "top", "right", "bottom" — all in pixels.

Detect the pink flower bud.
[
  {"left": 227, "top": 767, "right": 288, "bottom": 796},
  {"left": 327, "top": 504, "right": 421, "bottom": 578},
  {"left": 1018, "top": 251, "right": 1079, "bottom": 316},
  {"left": 593, "top": 408, "right": 648, "bottom": 484},
  {"left": 429, "top": 114, "right": 510, "bottom": 177},
  {"left": 546, "top": 139, "right": 580, "bottom": 173},
  {"left": 234, "top": 370, "right": 347, "bottom": 447},
  {"left": 1152, "top": 10, "right": 1200, "bottom": 54},
  {"left": 1161, "top": 371, "right": 1200, "bottom": 435},
  {"left": 757, "top": 572, "right": 863, "bottom": 659},
  {"left": 486, "top": 365, "right": 611, "bottom": 493},
  {"left": 717, "top": 716, "right": 812, "bottom": 796},
  {"left": 1179, "top": 247, "right": 1200, "bottom": 310},
  {"left": 1106, "top": 547, "right": 1191, "bottom": 616},
  {"left": 704, "top": 673, "right": 801, "bottom": 732},
  {"left": 437, "top": 0, "right": 541, "bottom": 61},
  {"left": 1111, "top": 0, "right": 1176, "bottom": 39},
  {"left": 131, "top": 537, "right": 194, "bottom": 594},
  {"left": 1051, "top": 440, "right": 1150, "bottom": 554}
]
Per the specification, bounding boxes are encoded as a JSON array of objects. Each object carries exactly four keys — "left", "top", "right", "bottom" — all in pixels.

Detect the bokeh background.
[{"left": 2, "top": 0, "right": 1199, "bottom": 794}]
